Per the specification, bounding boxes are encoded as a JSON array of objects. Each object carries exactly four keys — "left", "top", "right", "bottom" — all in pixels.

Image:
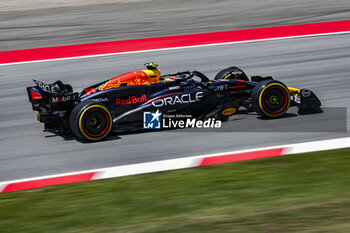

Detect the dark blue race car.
[{"left": 27, "top": 64, "right": 321, "bottom": 141}]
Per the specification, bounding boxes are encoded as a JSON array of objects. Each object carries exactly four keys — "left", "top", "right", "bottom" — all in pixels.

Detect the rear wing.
[
  {"left": 27, "top": 80, "right": 78, "bottom": 111},
  {"left": 33, "top": 80, "right": 73, "bottom": 94}
]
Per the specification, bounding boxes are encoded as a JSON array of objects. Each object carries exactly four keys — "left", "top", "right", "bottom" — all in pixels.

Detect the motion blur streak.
[{"left": 1, "top": 20, "right": 350, "bottom": 65}]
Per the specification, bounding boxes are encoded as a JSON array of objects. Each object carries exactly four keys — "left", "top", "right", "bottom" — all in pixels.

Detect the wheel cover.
[
  {"left": 89, "top": 117, "right": 98, "bottom": 126},
  {"left": 262, "top": 87, "right": 288, "bottom": 114},
  {"left": 83, "top": 109, "right": 109, "bottom": 137},
  {"left": 258, "top": 83, "right": 290, "bottom": 117},
  {"left": 78, "top": 105, "right": 112, "bottom": 141}
]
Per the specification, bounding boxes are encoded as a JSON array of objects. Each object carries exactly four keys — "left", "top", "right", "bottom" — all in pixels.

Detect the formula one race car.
[{"left": 27, "top": 64, "right": 321, "bottom": 141}]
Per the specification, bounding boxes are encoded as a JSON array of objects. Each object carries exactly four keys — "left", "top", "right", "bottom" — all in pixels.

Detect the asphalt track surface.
[
  {"left": 0, "top": 33, "right": 350, "bottom": 181},
  {"left": 1, "top": 0, "right": 350, "bottom": 50}
]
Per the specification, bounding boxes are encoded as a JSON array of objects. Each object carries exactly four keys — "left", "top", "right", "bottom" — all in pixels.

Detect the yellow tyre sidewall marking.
[
  {"left": 78, "top": 105, "right": 112, "bottom": 141},
  {"left": 224, "top": 73, "right": 232, "bottom": 79},
  {"left": 258, "top": 83, "right": 291, "bottom": 118}
]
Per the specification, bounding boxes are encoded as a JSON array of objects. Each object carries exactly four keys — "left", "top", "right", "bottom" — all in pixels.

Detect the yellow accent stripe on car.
[
  {"left": 258, "top": 83, "right": 291, "bottom": 118},
  {"left": 288, "top": 87, "right": 301, "bottom": 94},
  {"left": 143, "top": 69, "right": 161, "bottom": 78},
  {"left": 78, "top": 105, "right": 112, "bottom": 141}
]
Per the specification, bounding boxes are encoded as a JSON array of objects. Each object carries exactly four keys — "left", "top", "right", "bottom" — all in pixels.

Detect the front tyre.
[
  {"left": 251, "top": 80, "right": 291, "bottom": 118},
  {"left": 69, "top": 102, "right": 112, "bottom": 141}
]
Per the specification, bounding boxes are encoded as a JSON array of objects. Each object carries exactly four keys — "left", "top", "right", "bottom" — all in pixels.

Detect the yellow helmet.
[
  {"left": 145, "top": 62, "right": 158, "bottom": 70},
  {"left": 143, "top": 62, "right": 161, "bottom": 84}
]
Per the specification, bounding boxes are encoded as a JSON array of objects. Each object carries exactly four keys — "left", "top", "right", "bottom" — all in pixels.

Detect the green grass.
[{"left": 1, "top": 148, "right": 350, "bottom": 233}]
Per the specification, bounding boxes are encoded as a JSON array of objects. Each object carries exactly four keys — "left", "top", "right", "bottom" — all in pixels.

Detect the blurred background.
[
  {"left": 1, "top": 0, "right": 350, "bottom": 50},
  {"left": 1, "top": 1, "right": 350, "bottom": 232}
]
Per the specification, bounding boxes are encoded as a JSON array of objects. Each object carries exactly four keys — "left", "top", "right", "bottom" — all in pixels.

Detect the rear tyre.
[
  {"left": 251, "top": 80, "right": 290, "bottom": 118},
  {"left": 214, "top": 66, "right": 249, "bottom": 81},
  {"left": 69, "top": 102, "right": 112, "bottom": 141}
]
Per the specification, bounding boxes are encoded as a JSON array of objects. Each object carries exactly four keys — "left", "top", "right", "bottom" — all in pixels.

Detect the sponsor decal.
[
  {"left": 143, "top": 110, "right": 162, "bottom": 129},
  {"left": 51, "top": 94, "right": 78, "bottom": 103},
  {"left": 116, "top": 94, "right": 147, "bottom": 106},
  {"left": 152, "top": 92, "right": 203, "bottom": 107},
  {"left": 301, "top": 89, "right": 312, "bottom": 98},
  {"left": 83, "top": 88, "right": 96, "bottom": 96},
  {"left": 34, "top": 80, "right": 58, "bottom": 92},
  {"left": 89, "top": 98, "right": 109, "bottom": 102},
  {"left": 30, "top": 87, "right": 43, "bottom": 100},
  {"left": 291, "top": 94, "right": 301, "bottom": 104},
  {"left": 221, "top": 107, "right": 237, "bottom": 116},
  {"left": 211, "top": 85, "right": 226, "bottom": 91},
  {"left": 231, "top": 70, "right": 243, "bottom": 77},
  {"left": 143, "top": 111, "right": 221, "bottom": 129},
  {"left": 169, "top": 86, "right": 180, "bottom": 90}
]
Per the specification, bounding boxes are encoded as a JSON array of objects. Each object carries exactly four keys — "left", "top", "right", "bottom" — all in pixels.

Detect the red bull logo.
[
  {"left": 99, "top": 79, "right": 123, "bottom": 91},
  {"left": 116, "top": 94, "right": 147, "bottom": 105},
  {"left": 99, "top": 71, "right": 151, "bottom": 91}
]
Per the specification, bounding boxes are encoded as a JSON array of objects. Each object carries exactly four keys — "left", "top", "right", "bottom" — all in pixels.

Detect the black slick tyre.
[
  {"left": 251, "top": 80, "right": 291, "bottom": 118},
  {"left": 69, "top": 101, "right": 112, "bottom": 141},
  {"left": 214, "top": 66, "right": 249, "bottom": 81}
]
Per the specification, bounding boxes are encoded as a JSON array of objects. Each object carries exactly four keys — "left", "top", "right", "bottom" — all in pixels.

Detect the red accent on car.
[
  {"left": 228, "top": 85, "right": 247, "bottom": 89},
  {"left": 83, "top": 88, "right": 91, "bottom": 95},
  {"left": 30, "top": 89, "right": 43, "bottom": 99},
  {"left": 116, "top": 94, "right": 148, "bottom": 106}
]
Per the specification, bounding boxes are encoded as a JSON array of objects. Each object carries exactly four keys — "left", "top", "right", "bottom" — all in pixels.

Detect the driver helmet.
[
  {"left": 144, "top": 62, "right": 161, "bottom": 83},
  {"left": 145, "top": 62, "right": 158, "bottom": 70}
]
